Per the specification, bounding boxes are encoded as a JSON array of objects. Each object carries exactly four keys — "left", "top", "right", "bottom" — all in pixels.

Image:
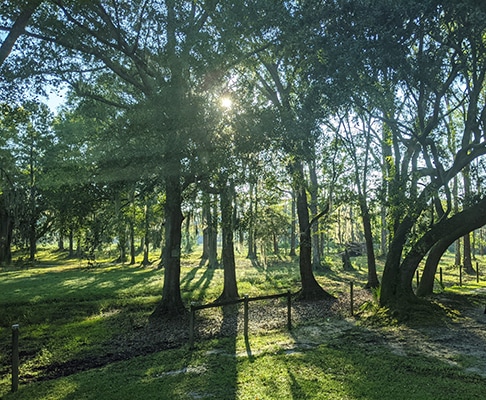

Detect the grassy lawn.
[{"left": 1, "top": 247, "right": 486, "bottom": 399}]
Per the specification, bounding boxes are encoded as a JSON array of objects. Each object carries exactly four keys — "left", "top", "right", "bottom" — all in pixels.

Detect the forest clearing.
[
  {"left": 3, "top": 1, "right": 486, "bottom": 398},
  {"left": 1, "top": 248, "right": 486, "bottom": 399}
]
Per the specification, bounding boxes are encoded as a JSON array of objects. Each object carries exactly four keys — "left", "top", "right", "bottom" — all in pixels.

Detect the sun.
[{"left": 220, "top": 96, "right": 233, "bottom": 109}]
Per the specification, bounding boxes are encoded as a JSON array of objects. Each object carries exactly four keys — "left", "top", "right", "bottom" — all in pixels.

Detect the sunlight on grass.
[
  {"left": 3, "top": 328, "right": 485, "bottom": 400},
  {"left": 2, "top": 248, "right": 486, "bottom": 399}
]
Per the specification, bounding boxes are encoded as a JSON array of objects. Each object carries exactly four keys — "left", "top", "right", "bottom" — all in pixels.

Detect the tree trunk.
[
  {"left": 289, "top": 189, "right": 297, "bottom": 257},
  {"left": 184, "top": 211, "right": 193, "bottom": 253},
  {"left": 379, "top": 217, "right": 415, "bottom": 307},
  {"left": 293, "top": 161, "right": 333, "bottom": 300},
  {"left": 58, "top": 232, "right": 64, "bottom": 251},
  {"left": 417, "top": 197, "right": 486, "bottom": 296},
  {"left": 129, "top": 219, "right": 136, "bottom": 265},
  {"left": 142, "top": 202, "right": 150, "bottom": 266},
  {"left": 462, "top": 166, "right": 475, "bottom": 274},
  {"left": 152, "top": 172, "right": 186, "bottom": 317},
  {"left": 0, "top": 203, "right": 13, "bottom": 265},
  {"left": 201, "top": 193, "right": 218, "bottom": 268},
  {"left": 463, "top": 232, "right": 475, "bottom": 274},
  {"left": 217, "top": 182, "right": 239, "bottom": 302},
  {"left": 247, "top": 181, "right": 257, "bottom": 259},
  {"left": 308, "top": 158, "right": 322, "bottom": 269},
  {"left": 68, "top": 228, "right": 74, "bottom": 258},
  {"left": 359, "top": 196, "right": 380, "bottom": 289}
]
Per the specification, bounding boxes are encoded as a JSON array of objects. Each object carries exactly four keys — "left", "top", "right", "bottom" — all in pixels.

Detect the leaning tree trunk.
[
  {"left": 152, "top": 172, "right": 186, "bottom": 317},
  {"left": 216, "top": 182, "right": 239, "bottom": 302},
  {"left": 417, "top": 197, "right": 486, "bottom": 296}
]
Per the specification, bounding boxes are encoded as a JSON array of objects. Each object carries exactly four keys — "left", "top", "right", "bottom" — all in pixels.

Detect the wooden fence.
[{"left": 189, "top": 291, "right": 292, "bottom": 349}]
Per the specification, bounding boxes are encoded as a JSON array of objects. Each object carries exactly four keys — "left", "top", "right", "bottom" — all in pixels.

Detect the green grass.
[
  {"left": 2, "top": 330, "right": 485, "bottom": 400},
  {"left": 1, "top": 247, "right": 486, "bottom": 399}
]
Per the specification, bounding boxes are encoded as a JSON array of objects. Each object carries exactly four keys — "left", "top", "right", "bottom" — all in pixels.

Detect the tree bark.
[
  {"left": 0, "top": 202, "right": 13, "bottom": 265},
  {"left": 217, "top": 182, "right": 239, "bottom": 302},
  {"left": 308, "top": 158, "right": 322, "bottom": 269},
  {"left": 359, "top": 196, "right": 380, "bottom": 289},
  {"left": 152, "top": 172, "right": 186, "bottom": 317},
  {"left": 246, "top": 181, "right": 257, "bottom": 259},
  {"left": 289, "top": 189, "right": 297, "bottom": 257},
  {"left": 201, "top": 192, "right": 218, "bottom": 268},
  {"left": 142, "top": 201, "right": 150, "bottom": 266},
  {"left": 293, "top": 161, "right": 334, "bottom": 300},
  {"left": 379, "top": 216, "right": 415, "bottom": 307},
  {"left": 417, "top": 197, "right": 486, "bottom": 296},
  {"left": 462, "top": 166, "right": 475, "bottom": 274}
]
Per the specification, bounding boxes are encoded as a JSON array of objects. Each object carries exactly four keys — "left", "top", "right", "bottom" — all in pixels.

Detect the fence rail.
[{"left": 189, "top": 291, "right": 292, "bottom": 349}]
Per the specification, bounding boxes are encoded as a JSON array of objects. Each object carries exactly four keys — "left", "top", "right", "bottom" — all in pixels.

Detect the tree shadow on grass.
[{"left": 180, "top": 266, "right": 216, "bottom": 299}]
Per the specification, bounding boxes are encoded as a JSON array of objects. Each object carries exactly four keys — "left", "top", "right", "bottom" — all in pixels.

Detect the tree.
[
  {"left": 332, "top": 111, "right": 380, "bottom": 288},
  {"left": 306, "top": 0, "right": 486, "bottom": 310},
  {"left": 241, "top": 39, "right": 334, "bottom": 299},
  {"left": 2, "top": 0, "right": 279, "bottom": 316}
]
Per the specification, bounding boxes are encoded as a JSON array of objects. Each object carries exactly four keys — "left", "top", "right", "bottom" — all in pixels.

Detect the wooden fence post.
[
  {"left": 440, "top": 267, "right": 443, "bottom": 287},
  {"left": 350, "top": 281, "right": 354, "bottom": 317},
  {"left": 189, "top": 304, "right": 195, "bottom": 350},
  {"left": 287, "top": 291, "right": 292, "bottom": 331},
  {"left": 459, "top": 264, "right": 463, "bottom": 286},
  {"left": 477, "top": 261, "right": 480, "bottom": 283},
  {"left": 243, "top": 295, "right": 249, "bottom": 338},
  {"left": 11, "top": 324, "right": 19, "bottom": 393}
]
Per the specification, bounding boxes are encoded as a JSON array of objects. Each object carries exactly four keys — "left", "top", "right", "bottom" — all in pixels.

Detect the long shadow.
[
  {"left": 180, "top": 266, "right": 216, "bottom": 299},
  {"left": 201, "top": 304, "right": 240, "bottom": 399},
  {"left": 281, "top": 293, "right": 486, "bottom": 399}
]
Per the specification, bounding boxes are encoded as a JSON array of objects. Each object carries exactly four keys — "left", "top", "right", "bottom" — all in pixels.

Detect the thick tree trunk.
[
  {"left": 379, "top": 217, "right": 415, "bottom": 307},
  {"left": 417, "top": 198, "right": 486, "bottom": 296},
  {"left": 382, "top": 198, "right": 486, "bottom": 304},
  {"left": 217, "top": 183, "right": 239, "bottom": 302},
  {"left": 58, "top": 232, "right": 64, "bottom": 251},
  {"left": 152, "top": 173, "right": 186, "bottom": 317}
]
